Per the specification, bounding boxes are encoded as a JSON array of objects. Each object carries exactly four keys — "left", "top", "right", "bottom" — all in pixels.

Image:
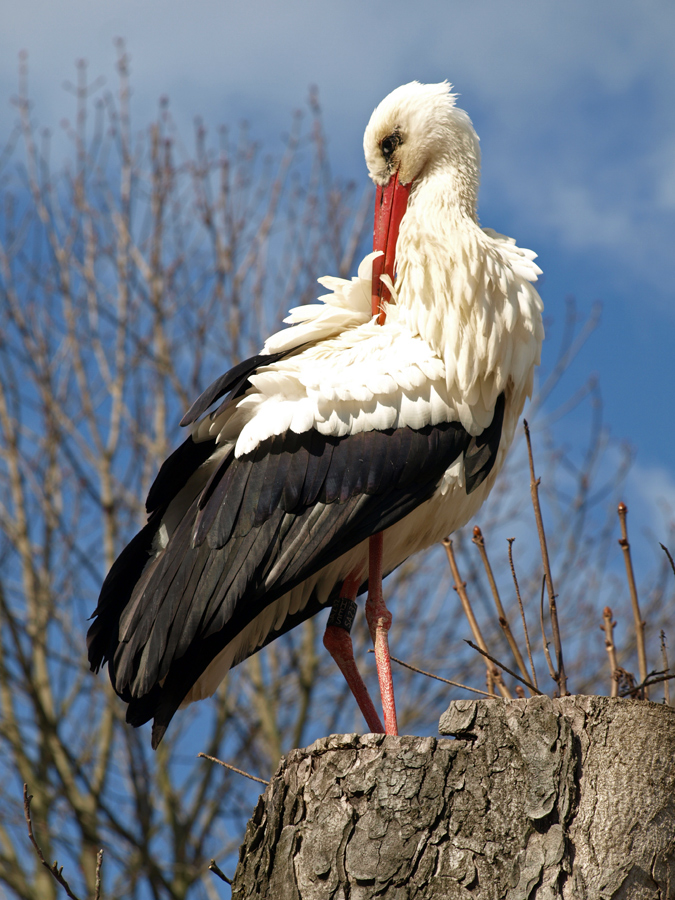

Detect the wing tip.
[{"left": 151, "top": 722, "right": 167, "bottom": 750}]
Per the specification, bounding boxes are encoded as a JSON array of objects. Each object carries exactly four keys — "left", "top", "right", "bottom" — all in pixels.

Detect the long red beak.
[{"left": 371, "top": 172, "right": 412, "bottom": 324}]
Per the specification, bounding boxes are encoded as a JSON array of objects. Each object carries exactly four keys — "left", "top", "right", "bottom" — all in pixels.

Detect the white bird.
[{"left": 88, "top": 81, "right": 544, "bottom": 747}]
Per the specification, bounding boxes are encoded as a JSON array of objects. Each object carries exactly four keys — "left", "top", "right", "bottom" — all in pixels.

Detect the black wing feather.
[
  {"left": 234, "top": 440, "right": 276, "bottom": 537},
  {"left": 87, "top": 513, "right": 161, "bottom": 672},
  {"left": 464, "top": 392, "right": 505, "bottom": 493},
  {"left": 121, "top": 422, "right": 469, "bottom": 704},
  {"left": 157, "top": 540, "right": 212, "bottom": 680},
  {"left": 254, "top": 433, "right": 288, "bottom": 523},
  {"left": 91, "top": 392, "right": 506, "bottom": 747},
  {"left": 365, "top": 426, "right": 394, "bottom": 494},
  {"left": 179, "top": 347, "right": 305, "bottom": 427},
  {"left": 146, "top": 437, "right": 216, "bottom": 514},
  {"left": 301, "top": 430, "right": 337, "bottom": 505},
  {"left": 338, "top": 429, "right": 365, "bottom": 502},
  {"left": 207, "top": 458, "right": 253, "bottom": 549},
  {"left": 281, "top": 434, "right": 310, "bottom": 510},
  {"left": 197, "top": 452, "right": 232, "bottom": 512}
]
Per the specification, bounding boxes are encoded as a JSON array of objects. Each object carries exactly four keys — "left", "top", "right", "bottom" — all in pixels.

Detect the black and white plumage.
[{"left": 88, "top": 82, "right": 544, "bottom": 746}]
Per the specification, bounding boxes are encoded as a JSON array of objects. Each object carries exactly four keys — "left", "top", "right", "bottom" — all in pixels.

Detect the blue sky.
[{"left": 3, "top": 0, "right": 675, "bottom": 543}]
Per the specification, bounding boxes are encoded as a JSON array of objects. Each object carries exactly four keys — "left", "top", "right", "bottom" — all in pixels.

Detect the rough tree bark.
[{"left": 232, "top": 696, "right": 675, "bottom": 899}]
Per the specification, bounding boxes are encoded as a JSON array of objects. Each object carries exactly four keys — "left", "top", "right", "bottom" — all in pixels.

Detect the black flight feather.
[
  {"left": 464, "top": 392, "right": 505, "bottom": 493},
  {"left": 281, "top": 436, "right": 310, "bottom": 511},
  {"left": 87, "top": 512, "right": 162, "bottom": 672},
  {"left": 301, "top": 430, "right": 337, "bottom": 506},
  {"left": 179, "top": 347, "right": 306, "bottom": 427},
  {"left": 253, "top": 432, "right": 288, "bottom": 524},
  {"left": 206, "top": 459, "right": 253, "bottom": 549},
  {"left": 117, "top": 422, "right": 470, "bottom": 724},
  {"left": 145, "top": 436, "right": 216, "bottom": 515},
  {"left": 91, "top": 392, "right": 506, "bottom": 748}
]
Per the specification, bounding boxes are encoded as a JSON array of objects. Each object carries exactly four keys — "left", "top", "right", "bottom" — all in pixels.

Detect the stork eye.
[{"left": 381, "top": 131, "right": 401, "bottom": 161}]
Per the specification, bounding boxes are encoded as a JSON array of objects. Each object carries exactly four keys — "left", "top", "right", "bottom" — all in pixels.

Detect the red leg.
[
  {"left": 323, "top": 572, "right": 385, "bottom": 734},
  {"left": 365, "top": 533, "right": 398, "bottom": 735}
]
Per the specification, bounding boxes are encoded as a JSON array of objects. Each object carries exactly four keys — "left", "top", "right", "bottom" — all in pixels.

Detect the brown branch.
[
  {"left": 618, "top": 502, "right": 648, "bottom": 694},
  {"left": 619, "top": 669, "right": 675, "bottom": 698},
  {"left": 539, "top": 576, "right": 557, "bottom": 684},
  {"left": 524, "top": 420, "right": 568, "bottom": 695},
  {"left": 197, "top": 753, "right": 269, "bottom": 785},
  {"left": 464, "top": 641, "right": 544, "bottom": 696},
  {"left": 602, "top": 606, "right": 619, "bottom": 698},
  {"left": 94, "top": 850, "right": 104, "bottom": 900},
  {"left": 615, "top": 666, "right": 636, "bottom": 695},
  {"left": 208, "top": 859, "right": 233, "bottom": 885},
  {"left": 23, "top": 783, "right": 85, "bottom": 900},
  {"left": 660, "top": 542, "right": 675, "bottom": 580},
  {"left": 443, "top": 538, "right": 512, "bottom": 699},
  {"left": 661, "top": 631, "right": 671, "bottom": 706},
  {"left": 367, "top": 649, "right": 494, "bottom": 697},
  {"left": 472, "top": 527, "right": 532, "bottom": 690},
  {"left": 507, "top": 538, "right": 538, "bottom": 690}
]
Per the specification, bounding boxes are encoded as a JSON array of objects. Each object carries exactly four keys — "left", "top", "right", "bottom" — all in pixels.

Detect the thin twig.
[
  {"left": 209, "top": 859, "right": 233, "bottom": 885},
  {"left": 443, "top": 538, "right": 512, "bottom": 699},
  {"left": 507, "top": 537, "right": 538, "bottom": 690},
  {"left": 198, "top": 753, "right": 269, "bottom": 785},
  {"left": 618, "top": 502, "right": 648, "bottom": 695},
  {"left": 602, "top": 606, "right": 619, "bottom": 698},
  {"left": 660, "top": 543, "right": 675, "bottom": 579},
  {"left": 367, "top": 649, "right": 494, "bottom": 697},
  {"left": 24, "top": 784, "right": 83, "bottom": 900},
  {"left": 524, "top": 420, "right": 567, "bottom": 695},
  {"left": 464, "top": 641, "right": 543, "bottom": 696},
  {"left": 661, "top": 631, "right": 671, "bottom": 705},
  {"left": 94, "top": 850, "right": 104, "bottom": 900},
  {"left": 613, "top": 667, "right": 634, "bottom": 695},
  {"left": 539, "top": 575, "right": 557, "bottom": 683},
  {"left": 472, "top": 527, "right": 532, "bottom": 690},
  {"left": 619, "top": 669, "right": 675, "bottom": 698}
]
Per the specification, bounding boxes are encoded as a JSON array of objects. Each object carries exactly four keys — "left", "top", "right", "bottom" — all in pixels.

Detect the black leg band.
[{"left": 327, "top": 596, "right": 357, "bottom": 633}]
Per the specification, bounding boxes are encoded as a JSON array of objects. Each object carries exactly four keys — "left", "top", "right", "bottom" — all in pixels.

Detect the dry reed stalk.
[
  {"left": 198, "top": 753, "right": 269, "bottom": 785},
  {"left": 464, "top": 640, "right": 542, "bottom": 696},
  {"left": 443, "top": 538, "right": 513, "bottom": 699},
  {"left": 372, "top": 651, "right": 494, "bottom": 697},
  {"left": 524, "top": 420, "right": 568, "bottom": 695},
  {"left": 472, "top": 526, "right": 533, "bottom": 691},
  {"left": 538, "top": 575, "right": 558, "bottom": 685},
  {"left": 507, "top": 538, "right": 538, "bottom": 690},
  {"left": 661, "top": 631, "right": 671, "bottom": 706},
  {"left": 601, "top": 606, "right": 619, "bottom": 698},
  {"left": 617, "top": 502, "right": 648, "bottom": 696}
]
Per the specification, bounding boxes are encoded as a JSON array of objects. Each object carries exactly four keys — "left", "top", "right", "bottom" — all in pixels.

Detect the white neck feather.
[
  {"left": 391, "top": 169, "right": 544, "bottom": 411},
  {"left": 393, "top": 170, "right": 482, "bottom": 352}
]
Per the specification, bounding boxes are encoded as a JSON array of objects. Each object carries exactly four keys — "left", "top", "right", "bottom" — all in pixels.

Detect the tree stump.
[{"left": 231, "top": 696, "right": 675, "bottom": 898}]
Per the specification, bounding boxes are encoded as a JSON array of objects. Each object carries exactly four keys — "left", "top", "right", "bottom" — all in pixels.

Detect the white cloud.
[{"left": 3, "top": 1, "right": 674, "bottom": 140}]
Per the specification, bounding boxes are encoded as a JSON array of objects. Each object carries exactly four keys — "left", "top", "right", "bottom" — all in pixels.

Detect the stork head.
[
  {"left": 364, "top": 81, "right": 479, "bottom": 189},
  {"left": 364, "top": 82, "right": 481, "bottom": 319}
]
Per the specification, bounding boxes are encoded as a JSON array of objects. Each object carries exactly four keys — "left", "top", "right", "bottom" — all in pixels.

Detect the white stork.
[{"left": 88, "top": 81, "right": 544, "bottom": 747}]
